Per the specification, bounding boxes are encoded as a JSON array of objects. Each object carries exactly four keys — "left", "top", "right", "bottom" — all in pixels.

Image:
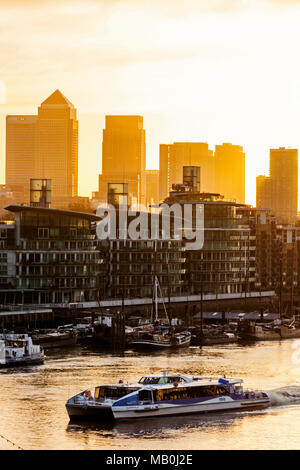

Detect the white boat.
[
  {"left": 65, "top": 371, "right": 192, "bottom": 421},
  {"left": 111, "top": 376, "right": 270, "bottom": 421},
  {"left": 0, "top": 333, "right": 44, "bottom": 368}
]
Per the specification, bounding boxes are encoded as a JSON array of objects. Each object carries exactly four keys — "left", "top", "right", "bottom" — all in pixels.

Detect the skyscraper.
[
  {"left": 159, "top": 142, "right": 214, "bottom": 201},
  {"left": 256, "top": 148, "right": 298, "bottom": 224},
  {"left": 145, "top": 169, "right": 159, "bottom": 208},
  {"left": 36, "top": 90, "right": 78, "bottom": 207},
  {"left": 214, "top": 143, "right": 245, "bottom": 203},
  {"left": 98, "top": 115, "right": 146, "bottom": 206},
  {"left": 269, "top": 147, "right": 298, "bottom": 224},
  {"left": 256, "top": 175, "right": 272, "bottom": 210},
  {"left": 6, "top": 115, "right": 37, "bottom": 203},
  {"left": 159, "top": 144, "right": 170, "bottom": 202},
  {"left": 5, "top": 90, "right": 78, "bottom": 208}
]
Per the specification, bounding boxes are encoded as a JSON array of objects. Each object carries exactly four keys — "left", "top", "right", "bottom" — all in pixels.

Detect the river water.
[{"left": 1, "top": 340, "right": 300, "bottom": 450}]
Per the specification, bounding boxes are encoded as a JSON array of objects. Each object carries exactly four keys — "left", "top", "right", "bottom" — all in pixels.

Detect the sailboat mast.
[{"left": 155, "top": 276, "right": 159, "bottom": 322}]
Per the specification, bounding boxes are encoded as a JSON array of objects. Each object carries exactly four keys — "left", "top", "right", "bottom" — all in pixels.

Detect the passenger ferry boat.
[
  {"left": 0, "top": 333, "right": 44, "bottom": 368},
  {"left": 65, "top": 371, "right": 192, "bottom": 421},
  {"left": 111, "top": 375, "right": 270, "bottom": 421}
]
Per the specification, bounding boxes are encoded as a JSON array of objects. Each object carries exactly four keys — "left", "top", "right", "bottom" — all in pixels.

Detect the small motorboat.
[
  {"left": 111, "top": 376, "right": 270, "bottom": 421},
  {"left": 0, "top": 333, "right": 44, "bottom": 368}
]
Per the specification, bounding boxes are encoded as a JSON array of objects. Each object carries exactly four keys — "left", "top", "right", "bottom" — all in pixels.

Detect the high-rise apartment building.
[
  {"left": 6, "top": 115, "right": 37, "bottom": 203},
  {"left": 214, "top": 143, "right": 245, "bottom": 203},
  {"left": 159, "top": 142, "right": 214, "bottom": 202},
  {"left": 269, "top": 147, "right": 298, "bottom": 224},
  {"left": 5, "top": 90, "right": 78, "bottom": 208},
  {"left": 98, "top": 115, "right": 146, "bottom": 206}
]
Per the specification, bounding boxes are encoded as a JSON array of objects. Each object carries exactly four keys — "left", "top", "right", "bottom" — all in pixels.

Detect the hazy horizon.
[{"left": 2, "top": 0, "right": 300, "bottom": 205}]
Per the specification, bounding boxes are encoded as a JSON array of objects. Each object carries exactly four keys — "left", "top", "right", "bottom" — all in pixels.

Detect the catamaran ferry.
[
  {"left": 66, "top": 371, "right": 269, "bottom": 421},
  {"left": 111, "top": 376, "right": 270, "bottom": 421},
  {"left": 65, "top": 371, "right": 192, "bottom": 420}
]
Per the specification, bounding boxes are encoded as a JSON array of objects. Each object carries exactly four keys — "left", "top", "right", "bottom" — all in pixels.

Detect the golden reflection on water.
[{"left": 1, "top": 340, "right": 300, "bottom": 450}]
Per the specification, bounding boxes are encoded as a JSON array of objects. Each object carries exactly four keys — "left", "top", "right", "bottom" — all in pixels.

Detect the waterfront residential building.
[
  {"left": 97, "top": 183, "right": 186, "bottom": 300},
  {"left": 0, "top": 205, "right": 106, "bottom": 305},
  {"left": 98, "top": 115, "right": 146, "bottom": 206},
  {"left": 163, "top": 167, "right": 254, "bottom": 297},
  {"left": 237, "top": 206, "right": 276, "bottom": 293},
  {"left": 102, "top": 238, "right": 186, "bottom": 300},
  {"left": 238, "top": 205, "right": 298, "bottom": 306},
  {"left": 214, "top": 143, "right": 245, "bottom": 204}
]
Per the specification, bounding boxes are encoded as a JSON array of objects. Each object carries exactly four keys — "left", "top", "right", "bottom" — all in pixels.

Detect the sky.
[{"left": 1, "top": 0, "right": 300, "bottom": 204}]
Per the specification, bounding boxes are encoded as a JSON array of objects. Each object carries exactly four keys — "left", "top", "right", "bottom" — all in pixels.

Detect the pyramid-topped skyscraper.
[
  {"left": 6, "top": 90, "right": 78, "bottom": 207},
  {"left": 40, "top": 89, "right": 75, "bottom": 108},
  {"left": 36, "top": 89, "right": 78, "bottom": 205}
]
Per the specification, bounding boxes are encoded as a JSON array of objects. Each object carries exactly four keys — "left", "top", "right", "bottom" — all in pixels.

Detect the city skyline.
[
  {"left": 2, "top": 1, "right": 300, "bottom": 205},
  {"left": 2, "top": 88, "right": 299, "bottom": 209}
]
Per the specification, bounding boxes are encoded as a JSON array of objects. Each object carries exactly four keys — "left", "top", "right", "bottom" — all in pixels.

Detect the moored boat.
[
  {"left": 0, "top": 333, "right": 44, "bottom": 368},
  {"left": 239, "top": 322, "right": 281, "bottom": 341},
  {"left": 128, "top": 327, "right": 191, "bottom": 350},
  {"left": 31, "top": 326, "right": 77, "bottom": 349},
  {"left": 111, "top": 376, "right": 270, "bottom": 421},
  {"left": 128, "top": 274, "right": 191, "bottom": 350}
]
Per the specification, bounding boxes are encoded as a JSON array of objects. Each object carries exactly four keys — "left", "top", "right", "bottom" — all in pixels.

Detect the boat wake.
[{"left": 267, "top": 385, "right": 300, "bottom": 407}]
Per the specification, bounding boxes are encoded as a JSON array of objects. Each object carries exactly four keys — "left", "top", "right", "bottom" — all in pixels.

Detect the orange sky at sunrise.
[{"left": 1, "top": 0, "right": 300, "bottom": 205}]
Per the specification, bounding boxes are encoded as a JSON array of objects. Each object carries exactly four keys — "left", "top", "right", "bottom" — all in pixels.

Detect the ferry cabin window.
[
  {"left": 95, "top": 386, "right": 136, "bottom": 400},
  {"left": 138, "top": 390, "right": 153, "bottom": 402},
  {"left": 155, "top": 385, "right": 228, "bottom": 402},
  {"left": 139, "top": 376, "right": 184, "bottom": 385}
]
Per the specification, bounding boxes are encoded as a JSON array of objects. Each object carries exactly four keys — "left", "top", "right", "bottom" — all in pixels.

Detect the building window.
[{"left": 38, "top": 228, "right": 49, "bottom": 238}]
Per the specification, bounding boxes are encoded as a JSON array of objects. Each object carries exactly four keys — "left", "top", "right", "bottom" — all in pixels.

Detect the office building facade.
[
  {"left": 5, "top": 90, "right": 78, "bottom": 209},
  {"left": 159, "top": 142, "right": 214, "bottom": 202},
  {"left": 214, "top": 143, "right": 245, "bottom": 204},
  {"left": 98, "top": 115, "right": 146, "bottom": 207}
]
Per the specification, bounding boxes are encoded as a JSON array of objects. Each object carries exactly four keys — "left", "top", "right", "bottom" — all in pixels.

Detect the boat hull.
[
  {"left": 129, "top": 339, "right": 190, "bottom": 350},
  {"left": 66, "top": 403, "right": 113, "bottom": 421},
  {"left": 240, "top": 332, "right": 281, "bottom": 341},
  {"left": 32, "top": 335, "right": 77, "bottom": 349},
  {"left": 112, "top": 397, "right": 270, "bottom": 421},
  {"left": 0, "top": 356, "right": 44, "bottom": 368},
  {"left": 199, "top": 336, "right": 237, "bottom": 346},
  {"left": 280, "top": 327, "right": 300, "bottom": 339}
]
